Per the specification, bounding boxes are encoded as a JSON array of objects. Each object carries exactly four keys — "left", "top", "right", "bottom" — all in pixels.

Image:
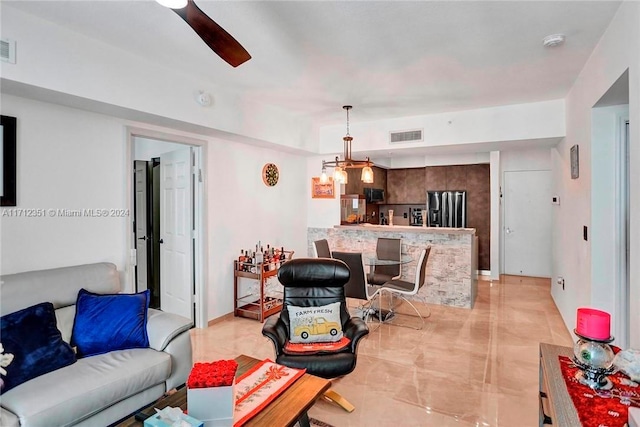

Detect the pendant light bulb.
[{"left": 341, "top": 169, "right": 348, "bottom": 184}]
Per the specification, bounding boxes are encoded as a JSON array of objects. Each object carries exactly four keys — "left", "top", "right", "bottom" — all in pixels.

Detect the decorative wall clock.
[{"left": 262, "top": 163, "right": 279, "bottom": 186}]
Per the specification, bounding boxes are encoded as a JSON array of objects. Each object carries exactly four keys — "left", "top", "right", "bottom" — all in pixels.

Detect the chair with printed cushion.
[{"left": 262, "top": 257, "right": 369, "bottom": 412}]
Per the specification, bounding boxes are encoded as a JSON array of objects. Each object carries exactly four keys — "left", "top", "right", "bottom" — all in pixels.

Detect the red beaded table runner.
[{"left": 559, "top": 355, "right": 640, "bottom": 427}]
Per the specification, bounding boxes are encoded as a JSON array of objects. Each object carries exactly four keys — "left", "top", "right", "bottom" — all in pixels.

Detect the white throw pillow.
[{"left": 287, "top": 302, "right": 343, "bottom": 343}]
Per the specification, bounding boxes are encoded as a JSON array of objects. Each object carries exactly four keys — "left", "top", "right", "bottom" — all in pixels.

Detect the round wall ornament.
[{"left": 262, "top": 163, "right": 279, "bottom": 186}]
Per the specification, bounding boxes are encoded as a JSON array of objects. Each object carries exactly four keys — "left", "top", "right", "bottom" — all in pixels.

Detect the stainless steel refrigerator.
[{"left": 426, "top": 191, "right": 467, "bottom": 227}]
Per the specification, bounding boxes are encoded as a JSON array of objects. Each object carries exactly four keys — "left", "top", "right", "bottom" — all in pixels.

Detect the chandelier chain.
[{"left": 346, "top": 107, "right": 350, "bottom": 136}]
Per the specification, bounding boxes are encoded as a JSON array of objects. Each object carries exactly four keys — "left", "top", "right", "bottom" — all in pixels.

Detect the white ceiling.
[{"left": 5, "top": 0, "right": 622, "bottom": 128}]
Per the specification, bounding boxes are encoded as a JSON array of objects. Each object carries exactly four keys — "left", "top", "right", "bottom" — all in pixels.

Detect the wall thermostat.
[{"left": 551, "top": 195, "right": 560, "bottom": 205}]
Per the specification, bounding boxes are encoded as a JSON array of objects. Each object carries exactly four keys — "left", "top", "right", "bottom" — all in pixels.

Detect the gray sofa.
[{"left": 0, "top": 263, "right": 193, "bottom": 427}]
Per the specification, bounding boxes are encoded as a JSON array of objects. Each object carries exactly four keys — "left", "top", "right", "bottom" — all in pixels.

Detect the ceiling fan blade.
[{"left": 173, "top": 0, "right": 251, "bottom": 68}]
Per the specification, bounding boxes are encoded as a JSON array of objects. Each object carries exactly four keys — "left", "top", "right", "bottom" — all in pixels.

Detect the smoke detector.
[
  {"left": 196, "top": 91, "right": 212, "bottom": 107},
  {"left": 543, "top": 34, "right": 565, "bottom": 48}
]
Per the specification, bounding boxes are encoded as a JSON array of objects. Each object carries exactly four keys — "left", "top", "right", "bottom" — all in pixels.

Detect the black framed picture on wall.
[
  {"left": 570, "top": 144, "right": 579, "bottom": 180},
  {"left": 1, "top": 115, "right": 17, "bottom": 206}
]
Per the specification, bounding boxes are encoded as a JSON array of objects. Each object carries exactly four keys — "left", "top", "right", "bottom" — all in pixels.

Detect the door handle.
[
  {"left": 505, "top": 227, "right": 513, "bottom": 234},
  {"left": 159, "top": 239, "right": 164, "bottom": 244},
  {"left": 138, "top": 236, "right": 147, "bottom": 241}
]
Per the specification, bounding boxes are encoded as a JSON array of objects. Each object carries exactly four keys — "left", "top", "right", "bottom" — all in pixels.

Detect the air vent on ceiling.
[
  {"left": 389, "top": 129, "right": 423, "bottom": 144},
  {"left": 1, "top": 39, "right": 16, "bottom": 64}
]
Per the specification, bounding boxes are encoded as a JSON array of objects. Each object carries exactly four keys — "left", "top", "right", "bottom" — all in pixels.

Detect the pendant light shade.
[{"left": 361, "top": 166, "right": 374, "bottom": 184}]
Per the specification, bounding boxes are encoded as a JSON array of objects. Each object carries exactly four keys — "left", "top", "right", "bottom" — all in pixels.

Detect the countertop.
[{"left": 334, "top": 224, "right": 476, "bottom": 234}]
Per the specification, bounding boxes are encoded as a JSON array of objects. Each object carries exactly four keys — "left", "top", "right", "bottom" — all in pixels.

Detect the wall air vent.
[
  {"left": 389, "top": 129, "right": 423, "bottom": 144},
  {"left": 1, "top": 39, "right": 16, "bottom": 64}
]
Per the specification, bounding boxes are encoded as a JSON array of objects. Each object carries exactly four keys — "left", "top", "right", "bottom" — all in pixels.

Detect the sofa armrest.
[
  {"left": 147, "top": 308, "right": 193, "bottom": 352},
  {"left": 164, "top": 330, "right": 193, "bottom": 390},
  {"left": 146, "top": 309, "right": 193, "bottom": 390},
  {"left": 0, "top": 406, "right": 20, "bottom": 427}
]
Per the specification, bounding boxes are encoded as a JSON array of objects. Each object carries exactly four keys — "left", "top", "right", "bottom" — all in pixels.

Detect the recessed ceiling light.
[{"left": 543, "top": 34, "right": 566, "bottom": 48}]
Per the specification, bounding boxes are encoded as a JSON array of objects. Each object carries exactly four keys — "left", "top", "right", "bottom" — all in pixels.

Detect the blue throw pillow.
[
  {"left": 0, "top": 302, "right": 76, "bottom": 393},
  {"left": 71, "top": 289, "right": 150, "bottom": 357}
]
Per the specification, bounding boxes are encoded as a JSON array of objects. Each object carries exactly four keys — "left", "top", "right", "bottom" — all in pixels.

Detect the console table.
[{"left": 539, "top": 343, "right": 581, "bottom": 426}]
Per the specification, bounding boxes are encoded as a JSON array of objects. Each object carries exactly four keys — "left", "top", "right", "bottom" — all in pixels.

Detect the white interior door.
[
  {"left": 503, "top": 170, "right": 552, "bottom": 277},
  {"left": 160, "top": 147, "right": 193, "bottom": 321},
  {"left": 134, "top": 161, "right": 149, "bottom": 292}
]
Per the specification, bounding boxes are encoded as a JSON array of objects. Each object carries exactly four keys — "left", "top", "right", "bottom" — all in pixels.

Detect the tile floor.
[{"left": 190, "top": 275, "right": 572, "bottom": 426}]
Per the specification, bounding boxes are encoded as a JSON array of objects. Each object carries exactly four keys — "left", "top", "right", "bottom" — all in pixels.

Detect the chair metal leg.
[
  {"left": 380, "top": 290, "right": 425, "bottom": 330},
  {"left": 351, "top": 294, "right": 383, "bottom": 332},
  {"left": 363, "top": 294, "right": 384, "bottom": 331},
  {"left": 323, "top": 388, "right": 355, "bottom": 412}
]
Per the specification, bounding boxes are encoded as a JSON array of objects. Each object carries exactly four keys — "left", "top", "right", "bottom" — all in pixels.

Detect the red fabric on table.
[{"left": 558, "top": 355, "right": 640, "bottom": 427}]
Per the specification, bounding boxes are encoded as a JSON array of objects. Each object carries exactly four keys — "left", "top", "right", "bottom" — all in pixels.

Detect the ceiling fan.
[{"left": 157, "top": 0, "right": 251, "bottom": 68}]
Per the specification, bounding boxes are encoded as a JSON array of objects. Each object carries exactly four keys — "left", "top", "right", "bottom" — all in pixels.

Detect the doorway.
[
  {"left": 129, "top": 132, "right": 206, "bottom": 326},
  {"left": 502, "top": 170, "right": 552, "bottom": 277},
  {"left": 591, "top": 69, "right": 630, "bottom": 348},
  {"left": 617, "top": 119, "right": 630, "bottom": 347}
]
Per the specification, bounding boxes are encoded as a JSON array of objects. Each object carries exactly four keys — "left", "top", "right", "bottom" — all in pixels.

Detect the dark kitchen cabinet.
[
  {"left": 405, "top": 168, "right": 426, "bottom": 203},
  {"left": 446, "top": 165, "right": 468, "bottom": 190},
  {"left": 387, "top": 168, "right": 427, "bottom": 204},
  {"left": 387, "top": 163, "right": 491, "bottom": 271},
  {"left": 386, "top": 168, "right": 405, "bottom": 204},
  {"left": 425, "top": 166, "right": 447, "bottom": 191}
]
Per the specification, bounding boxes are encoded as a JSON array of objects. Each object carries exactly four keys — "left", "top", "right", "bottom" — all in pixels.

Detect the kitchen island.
[{"left": 308, "top": 225, "right": 478, "bottom": 308}]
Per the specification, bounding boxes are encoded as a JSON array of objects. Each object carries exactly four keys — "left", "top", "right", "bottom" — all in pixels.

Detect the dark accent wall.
[
  {"left": 343, "top": 163, "right": 490, "bottom": 271},
  {"left": 424, "top": 164, "right": 490, "bottom": 271}
]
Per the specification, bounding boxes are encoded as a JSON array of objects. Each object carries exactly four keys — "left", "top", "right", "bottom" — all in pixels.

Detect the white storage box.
[
  {"left": 629, "top": 407, "right": 640, "bottom": 427},
  {"left": 187, "top": 380, "right": 235, "bottom": 427}
]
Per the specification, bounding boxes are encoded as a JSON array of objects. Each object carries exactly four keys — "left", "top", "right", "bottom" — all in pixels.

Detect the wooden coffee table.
[{"left": 116, "top": 354, "right": 331, "bottom": 427}]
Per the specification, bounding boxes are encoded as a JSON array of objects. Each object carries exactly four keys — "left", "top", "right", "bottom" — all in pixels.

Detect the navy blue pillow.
[
  {"left": 71, "top": 289, "right": 150, "bottom": 357},
  {"left": 0, "top": 302, "right": 76, "bottom": 393}
]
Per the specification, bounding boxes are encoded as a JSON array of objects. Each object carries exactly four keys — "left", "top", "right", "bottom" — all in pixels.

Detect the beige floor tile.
[{"left": 189, "top": 275, "right": 572, "bottom": 427}]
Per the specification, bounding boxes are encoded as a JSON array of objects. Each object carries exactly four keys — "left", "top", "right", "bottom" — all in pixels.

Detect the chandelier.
[{"left": 320, "top": 105, "right": 374, "bottom": 185}]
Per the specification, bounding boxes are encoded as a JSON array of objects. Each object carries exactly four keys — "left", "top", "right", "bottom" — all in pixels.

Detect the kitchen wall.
[
  {"left": 424, "top": 164, "right": 490, "bottom": 271},
  {"left": 375, "top": 164, "right": 491, "bottom": 270}
]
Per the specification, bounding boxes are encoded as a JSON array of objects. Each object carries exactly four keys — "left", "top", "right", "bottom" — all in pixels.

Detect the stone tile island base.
[{"left": 308, "top": 225, "right": 478, "bottom": 308}]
